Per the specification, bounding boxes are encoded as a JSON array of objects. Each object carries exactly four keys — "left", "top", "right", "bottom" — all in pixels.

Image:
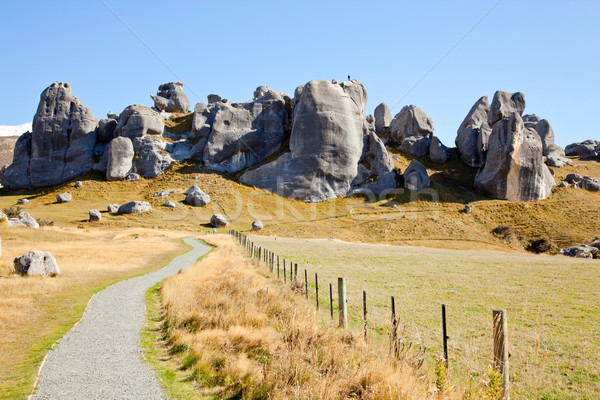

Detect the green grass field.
[{"left": 248, "top": 236, "right": 600, "bottom": 399}]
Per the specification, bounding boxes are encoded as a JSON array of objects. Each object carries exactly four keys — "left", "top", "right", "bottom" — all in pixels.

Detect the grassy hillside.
[{"left": 2, "top": 150, "right": 599, "bottom": 252}]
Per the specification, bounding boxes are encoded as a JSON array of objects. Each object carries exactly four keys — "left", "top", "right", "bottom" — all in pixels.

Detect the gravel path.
[{"left": 30, "top": 237, "right": 211, "bottom": 400}]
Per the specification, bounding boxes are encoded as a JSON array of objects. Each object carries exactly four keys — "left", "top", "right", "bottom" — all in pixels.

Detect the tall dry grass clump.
[{"left": 161, "top": 235, "right": 458, "bottom": 400}]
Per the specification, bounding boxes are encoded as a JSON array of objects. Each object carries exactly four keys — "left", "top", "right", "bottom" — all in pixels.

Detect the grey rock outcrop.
[
  {"left": 202, "top": 99, "right": 288, "bottom": 172},
  {"left": 107, "top": 204, "right": 119, "bottom": 213},
  {"left": 151, "top": 82, "right": 190, "bottom": 113},
  {"left": 115, "top": 105, "right": 164, "bottom": 139},
  {"left": 126, "top": 173, "right": 140, "bottom": 182},
  {"left": 210, "top": 214, "right": 228, "bottom": 227},
  {"left": 14, "top": 251, "right": 60, "bottom": 276},
  {"left": 117, "top": 201, "right": 152, "bottom": 214},
  {"left": 351, "top": 132, "right": 397, "bottom": 195},
  {"left": 403, "top": 159, "right": 430, "bottom": 191},
  {"left": 3, "top": 82, "right": 98, "bottom": 189},
  {"left": 374, "top": 103, "right": 392, "bottom": 134},
  {"left": 390, "top": 105, "right": 434, "bottom": 157},
  {"left": 522, "top": 114, "right": 541, "bottom": 128},
  {"left": 133, "top": 137, "right": 174, "bottom": 178},
  {"left": 164, "top": 201, "right": 176, "bottom": 208},
  {"left": 207, "top": 94, "right": 222, "bottom": 104},
  {"left": 240, "top": 80, "right": 367, "bottom": 202},
  {"left": 7, "top": 211, "right": 39, "bottom": 229},
  {"left": 74, "top": 181, "right": 83, "bottom": 188},
  {"left": 564, "top": 174, "right": 600, "bottom": 192},
  {"left": 455, "top": 96, "right": 491, "bottom": 168},
  {"left": 105, "top": 137, "right": 134, "bottom": 181},
  {"left": 474, "top": 113, "right": 555, "bottom": 201},
  {"left": 252, "top": 220, "right": 263, "bottom": 231},
  {"left": 487, "top": 91, "right": 526, "bottom": 127},
  {"left": 89, "top": 209, "right": 101, "bottom": 221},
  {"left": 56, "top": 193, "right": 72, "bottom": 203},
  {"left": 565, "top": 140, "right": 599, "bottom": 159},
  {"left": 184, "top": 186, "right": 211, "bottom": 207},
  {"left": 429, "top": 136, "right": 448, "bottom": 164},
  {"left": 97, "top": 118, "right": 117, "bottom": 143},
  {"left": 17, "top": 198, "right": 29, "bottom": 204}
]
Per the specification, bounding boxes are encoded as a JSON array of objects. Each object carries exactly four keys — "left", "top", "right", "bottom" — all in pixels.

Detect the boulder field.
[{"left": 2, "top": 80, "right": 570, "bottom": 203}]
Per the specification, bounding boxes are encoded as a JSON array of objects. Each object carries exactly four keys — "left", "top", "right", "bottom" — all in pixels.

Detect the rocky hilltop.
[{"left": 2, "top": 80, "right": 574, "bottom": 203}]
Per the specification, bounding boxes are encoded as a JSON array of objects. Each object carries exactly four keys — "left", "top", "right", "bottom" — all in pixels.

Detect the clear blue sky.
[{"left": 1, "top": 0, "right": 597, "bottom": 147}]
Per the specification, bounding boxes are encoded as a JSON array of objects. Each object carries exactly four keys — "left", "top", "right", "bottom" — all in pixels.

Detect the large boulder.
[
  {"left": 202, "top": 100, "right": 288, "bottom": 172},
  {"left": 455, "top": 96, "right": 491, "bottom": 168},
  {"left": 534, "top": 119, "right": 570, "bottom": 168},
  {"left": 7, "top": 211, "right": 39, "bottom": 229},
  {"left": 106, "top": 137, "right": 135, "bottom": 181},
  {"left": 475, "top": 113, "right": 555, "bottom": 201},
  {"left": 14, "top": 250, "right": 60, "bottom": 276},
  {"left": 240, "top": 80, "right": 367, "bottom": 202},
  {"left": 487, "top": 90, "right": 526, "bottom": 127},
  {"left": 133, "top": 137, "right": 174, "bottom": 178},
  {"left": 374, "top": 102, "right": 392, "bottom": 134},
  {"left": 565, "top": 140, "right": 599, "bottom": 159},
  {"left": 351, "top": 131, "right": 397, "bottom": 195},
  {"left": 429, "top": 136, "right": 448, "bottom": 164},
  {"left": 252, "top": 220, "right": 263, "bottom": 231},
  {"left": 3, "top": 131, "right": 32, "bottom": 189},
  {"left": 3, "top": 82, "right": 98, "bottom": 189},
  {"left": 390, "top": 105, "right": 434, "bottom": 157},
  {"left": 403, "top": 159, "right": 430, "bottom": 191},
  {"left": 151, "top": 81, "right": 190, "bottom": 113},
  {"left": 115, "top": 105, "right": 164, "bottom": 139},
  {"left": 184, "top": 186, "right": 211, "bottom": 207},
  {"left": 97, "top": 118, "right": 117, "bottom": 143},
  {"left": 210, "top": 214, "right": 228, "bottom": 227},
  {"left": 89, "top": 209, "right": 101, "bottom": 221},
  {"left": 117, "top": 201, "right": 152, "bottom": 214}
]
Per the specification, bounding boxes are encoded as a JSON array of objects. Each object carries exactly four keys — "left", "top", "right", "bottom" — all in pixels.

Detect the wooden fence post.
[
  {"left": 283, "top": 260, "right": 286, "bottom": 283},
  {"left": 493, "top": 309, "right": 510, "bottom": 400},
  {"left": 277, "top": 255, "right": 280, "bottom": 279},
  {"left": 363, "top": 290, "right": 368, "bottom": 342},
  {"left": 391, "top": 296, "right": 398, "bottom": 357},
  {"left": 259, "top": 247, "right": 262, "bottom": 262},
  {"left": 315, "top": 273, "right": 319, "bottom": 310},
  {"left": 304, "top": 269, "right": 308, "bottom": 299},
  {"left": 442, "top": 304, "right": 449, "bottom": 369},
  {"left": 329, "top": 283, "right": 333, "bottom": 320},
  {"left": 338, "top": 277, "right": 347, "bottom": 329}
]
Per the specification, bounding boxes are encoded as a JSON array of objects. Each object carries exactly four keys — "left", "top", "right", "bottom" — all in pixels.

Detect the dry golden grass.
[
  {"left": 0, "top": 226, "right": 186, "bottom": 399},
  {"left": 158, "top": 234, "right": 503, "bottom": 400}
]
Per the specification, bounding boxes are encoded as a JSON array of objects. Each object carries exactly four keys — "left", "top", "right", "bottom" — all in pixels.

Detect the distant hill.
[
  {"left": 0, "top": 123, "right": 29, "bottom": 168},
  {"left": 0, "top": 122, "right": 31, "bottom": 137}
]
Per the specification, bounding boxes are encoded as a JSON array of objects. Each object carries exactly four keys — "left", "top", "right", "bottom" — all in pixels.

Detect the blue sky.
[{"left": 0, "top": 0, "right": 597, "bottom": 147}]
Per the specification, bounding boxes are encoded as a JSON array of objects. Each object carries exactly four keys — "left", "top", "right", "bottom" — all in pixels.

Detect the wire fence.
[{"left": 227, "top": 230, "right": 600, "bottom": 399}]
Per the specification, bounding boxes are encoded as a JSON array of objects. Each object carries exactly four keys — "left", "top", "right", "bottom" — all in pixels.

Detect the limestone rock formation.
[
  {"left": 210, "top": 214, "right": 228, "bottom": 227},
  {"left": 126, "top": 173, "right": 140, "bottom": 182},
  {"left": 522, "top": 114, "right": 541, "bottom": 128},
  {"left": 240, "top": 80, "right": 367, "bottom": 202},
  {"left": 106, "top": 137, "right": 134, "bottom": 181},
  {"left": 487, "top": 91, "right": 526, "bottom": 126},
  {"left": 133, "top": 137, "right": 174, "bottom": 178},
  {"left": 252, "top": 220, "right": 263, "bottom": 231},
  {"left": 151, "top": 82, "right": 190, "bottom": 113},
  {"left": 115, "top": 105, "right": 164, "bottom": 139},
  {"left": 97, "top": 118, "right": 117, "bottom": 143},
  {"left": 565, "top": 140, "right": 599, "bottom": 159},
  {"left": 390, "top": 105, "right": 433, "bottom": 157},
  {"left": 207, "top": 94, "right": 222, "bottom": 104},
  {"left": 117, "top": 201, "right": 152, "bottom": 214},
  {"left": 403, "top": 159, "right": 430, "bottom": 191},
  {"left": 7, "top": 211, "right": 39, "bottom": 229},
  {"left": 563, "top": 174, "right": 600, "bottom": 192},
  {"left": 164, "top": 201, "right": 176, "bottom": 208},
  {"left": 17, "top": 199, "right": 29, "bottom": 204},
  {"left": 351, "top": 131, "right": 397, "bottom": 195},
  {"left": 56, "top": 193, "right": 72, "bottom": 203},
  {"left": 202, "top": 100, "right": 288, "bottom": 173},
  {"left": 89, "top": 209, "right": 101, "bottom": 221},
  {"left": 14, "top": 250, "right": 60, "bottom": 276},
  {"left": 429, "top": 136, "right": 448, "bottom": 164},
  {"left": 455, "top": 96, "right": 491, "bottom": 168},
  {"left": 107, "top": 204, "right": 119, "bottom": 213},
  {"left": 374, "top": 102, "right": 392, "bottom": 134},
  {"left": 184, "top": 186, "right": 211, "bottom": 207},
  {"left": 3, "top": 82, "right": 98, "bottom": 189},
  {"left": 474, "top": 113, "right": 555, "bottom": 201}
]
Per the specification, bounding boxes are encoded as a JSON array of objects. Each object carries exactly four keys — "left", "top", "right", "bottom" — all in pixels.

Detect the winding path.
[{"left": 31, "top": 237, "right": 211, "bottom": 400}]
